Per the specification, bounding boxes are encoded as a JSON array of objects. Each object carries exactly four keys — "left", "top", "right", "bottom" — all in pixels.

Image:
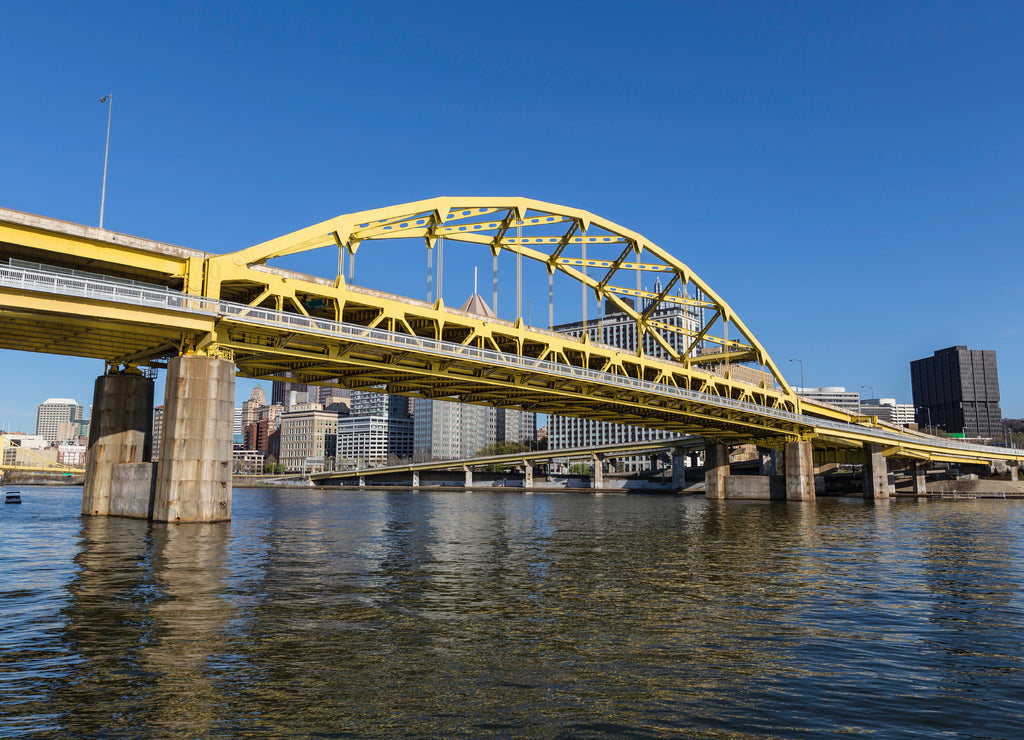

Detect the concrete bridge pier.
[
  {"left": 912, "top": 461, "right": 928, "bottom": 495},
  {"left": 464, "top": 466, "right": 473, "bottom": 487},
  {"left": 862, "top": 443, "right": 891, "bottom": 499},
  {"left": 591, "top": 454, "right": 604, "bottom": 489},
  {"left": 671, "top": 446, "right": 688, "bottom": 490},
  {"left": 1012, "top": 464, "right": 1019, "bottom": 483},
  {"left": 82, "top": 371, "right": 154, "bottom": 517},
  {"left": 152, "top": 355, "right": 234, "bottom": 522},
  {"left": 784, "top": 441, "right": 815, "bottom": 501},
  {"left": 523, "top": 461, "right": 534, "bottom": 488},
  {"left": 412, "top": 470, "right": 420, "bottom": 487},
  {"left": 704, "top": 442, "right": 730, "bottom": 499}
]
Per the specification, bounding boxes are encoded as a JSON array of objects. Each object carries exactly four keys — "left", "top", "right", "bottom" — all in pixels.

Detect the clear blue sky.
[{"left": 1, "top": 1, "right": 1021, "bottom": 431}]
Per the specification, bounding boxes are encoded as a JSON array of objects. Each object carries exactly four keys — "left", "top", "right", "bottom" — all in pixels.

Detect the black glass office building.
[{"left": 910, "top": 346, "right": 1002, "bottom": 438}]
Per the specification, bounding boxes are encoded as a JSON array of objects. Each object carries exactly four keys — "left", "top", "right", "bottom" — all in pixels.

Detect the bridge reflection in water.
[{"left": 4, "top": 488, "right": 1023, "bottom": 738}]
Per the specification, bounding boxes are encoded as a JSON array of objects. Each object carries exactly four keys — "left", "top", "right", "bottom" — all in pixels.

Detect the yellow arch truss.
[{"left": 209, "top": 197, "right": 793, "bottom": 397}]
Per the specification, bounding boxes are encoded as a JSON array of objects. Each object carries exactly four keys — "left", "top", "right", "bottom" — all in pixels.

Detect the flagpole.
[{"left": 99, "top": 94, "right": 113, "bottom": 229}]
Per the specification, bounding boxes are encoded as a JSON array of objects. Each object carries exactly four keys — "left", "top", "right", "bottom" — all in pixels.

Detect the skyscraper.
[
  {"left": 911, "top": 346, "right": 1002, "bottom": 438},
  {"left": 35, "top": 398, "right": 84, "bottom": 443},
  {"left": 336, "top": 389, "right": 414, "bottom": 465}
]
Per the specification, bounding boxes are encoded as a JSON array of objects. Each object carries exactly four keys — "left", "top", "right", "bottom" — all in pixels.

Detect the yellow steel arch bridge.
[
  {"left": 0, "top": 199, "right": 1019, "bottom": 468},
  {"left": 0, "top": 434, "right": 85, "bottom": 475}
]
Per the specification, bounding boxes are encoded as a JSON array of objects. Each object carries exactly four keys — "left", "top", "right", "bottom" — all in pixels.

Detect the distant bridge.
[{"left": 0, "top": 434, "right": 84, "bottom": 476}]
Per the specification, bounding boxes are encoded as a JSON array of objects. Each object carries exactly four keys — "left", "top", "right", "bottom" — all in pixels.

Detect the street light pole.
[
  {"left": 917, "top": 406, "right": 932, "bottom": 434},
  {"left": 99, "top": 94, "right": 113, "bottom": 229}
]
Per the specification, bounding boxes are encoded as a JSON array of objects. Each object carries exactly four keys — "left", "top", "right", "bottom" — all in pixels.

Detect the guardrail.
[{"left": 1, "top": 262, "right": 1016, "bottom": 460}]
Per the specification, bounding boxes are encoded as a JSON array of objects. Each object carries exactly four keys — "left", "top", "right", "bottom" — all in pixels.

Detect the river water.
[{"left": 2, "top": 486, "right": 1023, "bottom": 739}]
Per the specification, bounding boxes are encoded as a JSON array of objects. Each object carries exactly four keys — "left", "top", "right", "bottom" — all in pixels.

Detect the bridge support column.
[
  {"left": 912, "top": 461, "right": 928, "bottom": 495},
  {"left": 592, "top": 455, "right": 604, "bottom": 489},
  {"left": 784, "top": 441, "right": 815, "bottom": 501},
  {"left": 412, "top": 470, "right": 420, "bottom": 487},
  {"left": 153, "top": 355, "right": 234, "bottom": 523},
  {"left": 524, "top": 461, "right": 533, "bottom": 488},
  {"left": 1011, "top": 464, "right": 1019, "bottom": 483},
  {"left": 83, "top": 371, "right": 154, "bottom": 517},
  {"left": 862, "top": 443, "right": 891, "bottom": 500},
  {"left": 704, "top": 442, "right": 729, "bottom": 499},
  {"left": 359, "top": 475, "right": 366, "bottom": 487},
  {"left": 671, "top": 446, "right": 688, "bottom": 490},
  {"left": 464, "top": 467, "right": 473, "bottom": 487}
]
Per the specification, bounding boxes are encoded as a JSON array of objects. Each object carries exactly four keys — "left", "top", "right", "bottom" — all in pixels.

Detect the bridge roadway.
[{"left": 0, "top": 202, "right": 1020, "bottom": 520}]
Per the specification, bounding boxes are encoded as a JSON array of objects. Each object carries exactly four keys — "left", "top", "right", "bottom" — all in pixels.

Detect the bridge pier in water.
[
  {"left": 152, "top": 355, "right": 235, "bottom": 522},
  {"left": 704, "top": 441, "right": 815, "bottom": 501},
  {"left": 82, "top": 372, "right": 154, "bottom": 517},
  {"left": 592, "top": 454, "right": 604, "bottom": 489},
  {"left": 671, "top": 446, "right": 690, "bottom": 490},
  {"left": 862, "top": 443, "right": 892, "bottom": 499},
  {"left": 784, "top": 441, "right": 815, "bottom": 501},
  {"left": 704, "top": 442, "right": 730, "bottom": 499},
  {"left": 912, "top": 461, "right": 928, "bottom": 495}
]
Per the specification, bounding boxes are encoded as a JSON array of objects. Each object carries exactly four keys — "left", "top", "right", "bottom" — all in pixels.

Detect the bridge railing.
[{"left": 0, "top": 262, "right": 1014, "bottom": 460}]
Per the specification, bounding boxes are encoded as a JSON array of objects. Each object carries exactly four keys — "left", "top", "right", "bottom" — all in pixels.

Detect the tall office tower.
[
  {"left": 271, "top": 376, "right": 312, "bottom": 410},
  {"left": 35, "top": 398, "right": 84, "bottom": 443},
  {"left": 413, "top": 398, "right": 494, "bottom": 461},
  {"left": 241, "top": 385, "right": 267, "bottom": 428},
  {"left": 911, "top": 346, "right": 1002, "bottom": 438},
  {"left": 336, "top": 388, "right": 413, "bottom": 465},
  {"left": 317, "top": 386, "right": 350, "bottom": 406},
  {"left": 547, "top": 295, "right": 696, "bottom": 470},
  {"left": 495, "top": 407, "right": 536, "bottom": 445}
]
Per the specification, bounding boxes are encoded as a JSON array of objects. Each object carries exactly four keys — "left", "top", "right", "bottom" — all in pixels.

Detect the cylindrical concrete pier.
[
  {"left": 153, "top": 355, "right": 235, "bottom": 523},
  {"left": 82, "top": 372, "right": 154, "bottom": 516}
]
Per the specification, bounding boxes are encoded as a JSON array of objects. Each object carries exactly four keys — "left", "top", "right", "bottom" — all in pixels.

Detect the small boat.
[{"left": 5, "top": 492, "right": 22, "bottom": 504}]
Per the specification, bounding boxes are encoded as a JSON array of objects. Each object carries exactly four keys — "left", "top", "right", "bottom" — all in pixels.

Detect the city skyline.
[{"left": 2, "top": 3, "right": 1022, "bottom": 423}]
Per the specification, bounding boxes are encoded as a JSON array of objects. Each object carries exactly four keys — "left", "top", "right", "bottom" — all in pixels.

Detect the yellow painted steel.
[
  {"left": 0, "top": 203, "right": 1021, "bottom": 467},
  {"left": 0, "top": 434, "right": 85, "bottom": 474}
]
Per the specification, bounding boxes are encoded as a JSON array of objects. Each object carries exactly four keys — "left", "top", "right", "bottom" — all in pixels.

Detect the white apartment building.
[{"left": 862, "top": 398, "right": 916, "bottom": 427}]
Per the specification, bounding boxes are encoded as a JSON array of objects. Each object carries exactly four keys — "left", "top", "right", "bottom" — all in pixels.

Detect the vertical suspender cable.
[
  {"left": 516, "top": 219, "right": 522, "bottom": 321},
  {"left": 427, "top": 244, "right": 433, "bottom": 303},
  {"left": 437, "top": 235, "right": 444, "bottom": 304},
  {"left": 548, "top": 271, "right": 554, "bottom": 330},
  {"left": 582, "top": 238, "right": 588, "bottom": 331},
  {"left": 492, "top": 253, "right": 499, "bottom": 316}
]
